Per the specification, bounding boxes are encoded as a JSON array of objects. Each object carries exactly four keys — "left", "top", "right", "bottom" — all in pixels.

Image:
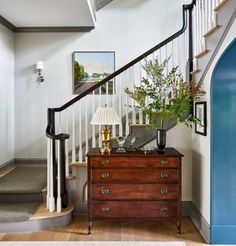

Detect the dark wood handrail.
[{"left": 46, "top": 0, "right": 196, "bottom": 140}]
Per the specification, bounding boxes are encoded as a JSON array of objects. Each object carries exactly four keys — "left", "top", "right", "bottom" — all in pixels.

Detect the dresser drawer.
[
  {"left": 91, "top": 184, "right": 178, "bottom": 200},
  {"left": 91, "top": 169, "right": 179, "bottom": 183},
  {"left": 91, "top": 201, "right": 178, "bottom": 218},
  {"left": 91, "top": 156, "right": 179, "bottom": 168}
]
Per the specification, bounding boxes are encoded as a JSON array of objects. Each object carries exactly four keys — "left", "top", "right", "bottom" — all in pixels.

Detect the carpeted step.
[
  {"left": 0, "top": 202, "right": 40, "bottom": 223},
  {"left": 0, "top": 166, "right": 46, "bottom": 203}
]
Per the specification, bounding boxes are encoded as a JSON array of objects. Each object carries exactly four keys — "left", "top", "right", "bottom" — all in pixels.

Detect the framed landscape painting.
[
  {"left": 72, "top": 51, "right": 115, "bottom": 95},
  {"left": 195, "top": 101, "right": 207, "bottom": 136}
]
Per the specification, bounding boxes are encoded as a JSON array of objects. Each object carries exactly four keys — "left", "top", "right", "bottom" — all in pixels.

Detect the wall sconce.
[{"left": 36, "top": 61, "right": 44, "bottom": 83}]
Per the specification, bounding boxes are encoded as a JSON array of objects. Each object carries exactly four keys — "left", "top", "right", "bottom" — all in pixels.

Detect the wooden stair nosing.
[
  {"left": 70, "top": 162, "right": 87, "bottom": 168},
  {"left": 130, "top": 124, "right": 150, "bottom": 128},
  {"left": 0, "top": 165, "right": 16, "bottom": 177},
  {"left": 190, "top": 69, "right": 201, "bottom": 75},
  {"left": 195, "top": 50, "right": 209, "bottom": 59},
  {"left": 204, "top": 25, "right": 221, "bottom": 38},
  {"left": 214, "top": 0, "right": 229, "bottom": 12}
]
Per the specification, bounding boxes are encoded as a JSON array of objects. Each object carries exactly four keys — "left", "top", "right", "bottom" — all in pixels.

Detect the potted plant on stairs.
[{"left": 125, "top": 56, "right": 204, "bottom": 152}]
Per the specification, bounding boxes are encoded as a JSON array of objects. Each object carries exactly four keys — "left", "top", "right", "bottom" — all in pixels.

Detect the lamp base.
[
  {"left": 100, "top": 142, "right": 111, "bottom": 154},
  {"left": 100, "top": 126, "right": 111, "bottom": 154}
]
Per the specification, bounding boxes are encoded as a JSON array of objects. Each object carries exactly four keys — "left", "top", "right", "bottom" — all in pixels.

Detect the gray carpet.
[
  {"left": 0, "top": 202, "right": 39, "bottom": 222},
  {"left": 0, "top": 166, "right": 46, "bottom": 223},
  {"left": 0, "top": 167, "right": 46, "bottom": 194}
]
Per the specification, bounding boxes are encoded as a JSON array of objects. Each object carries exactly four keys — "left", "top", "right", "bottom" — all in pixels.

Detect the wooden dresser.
[{"left": 87, "top": 148, "right": 183, "bottom": 234}]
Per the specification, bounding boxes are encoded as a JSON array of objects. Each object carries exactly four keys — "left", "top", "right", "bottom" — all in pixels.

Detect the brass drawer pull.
[
  {"left": 101, "top": 207, "right": 110, "bottom": 212},
  {"left": 160, "top": 189, "right": 169, "bottom": 194},
  {"left": 160, "top": 160, "right": 169, "bottom": 165},
  {"left": 101, "top": 159, "right": 109, "bottom": 165},
  {"left": 101, "top": 173, "right": 110, "bottom": 179},
  {"left": 101, "top": 189, "right": 110, "bottom": 194},
  {"left": 160, "top": 173, "right": 169, "bottom": 178},
  {"left": 160, "top": 207, "right": 168, "bottom": 212}
]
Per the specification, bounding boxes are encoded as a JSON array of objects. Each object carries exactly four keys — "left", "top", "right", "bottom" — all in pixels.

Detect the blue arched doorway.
[{"left": 211, "top": 38, "right": 236, "bottom": 244}]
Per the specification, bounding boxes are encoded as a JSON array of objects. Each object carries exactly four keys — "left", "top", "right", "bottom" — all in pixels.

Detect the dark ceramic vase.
[{"left": 156, "top": 129, "right": 166, "bottom": 152}]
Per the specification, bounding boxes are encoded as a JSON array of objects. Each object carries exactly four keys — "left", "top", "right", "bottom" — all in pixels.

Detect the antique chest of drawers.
[{"left": 87, "top": 148, "right": 183, "bottom": 234}]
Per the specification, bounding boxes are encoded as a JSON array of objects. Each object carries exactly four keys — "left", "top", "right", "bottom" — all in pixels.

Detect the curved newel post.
[
  {"left": 59, "top": 138, "right": 68, "bottom": 208},
  {"left": 46, "top": 108, "right": 69, "bottom": 212}
]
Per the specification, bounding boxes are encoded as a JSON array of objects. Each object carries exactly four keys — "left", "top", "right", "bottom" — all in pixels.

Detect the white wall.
[
  {"left": 192, "top": 18, "right": 236, "bottom": 224},
  {"left": 14, "top": 0, "right": 189, "bottom": 158},
  {"left": 0, "top": 24, "right": 14, "bottom": 166}
]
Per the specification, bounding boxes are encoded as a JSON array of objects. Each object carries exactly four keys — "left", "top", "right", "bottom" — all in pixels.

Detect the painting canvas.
[{"left": 73, "top": 51, "right": 115, "bottom": 95}]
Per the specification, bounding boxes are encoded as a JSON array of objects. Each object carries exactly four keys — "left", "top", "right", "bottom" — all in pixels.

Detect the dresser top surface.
[{"left": 87, "top": 148, "right": 183, "bottom": 157}]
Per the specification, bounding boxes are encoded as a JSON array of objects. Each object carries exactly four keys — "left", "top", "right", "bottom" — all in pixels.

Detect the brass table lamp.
[{"left": 91, "top": 106, "right": 120, "bottom": 154}]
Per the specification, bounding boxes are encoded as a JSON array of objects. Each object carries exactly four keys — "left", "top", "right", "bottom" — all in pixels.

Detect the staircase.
[
  {"left": 43, "top": 0, "right": 232, "bottom": 218},
  {"left": 0, "top": 0, "right": 232, "bottom": 233}
]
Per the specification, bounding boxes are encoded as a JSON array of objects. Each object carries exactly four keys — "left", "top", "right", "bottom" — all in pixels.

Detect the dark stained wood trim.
[
  {"left": 0, "top": 15, "right": 16, "bottom": 32},
  {"left": 15, "top": 26, "right": 94, "bottom": 33},
  {"left": 0, "top": 15, "right": 94, "bottom": 33}
]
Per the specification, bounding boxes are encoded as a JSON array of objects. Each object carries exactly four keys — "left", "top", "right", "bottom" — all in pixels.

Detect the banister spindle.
[
  {"left": 72, "top": 106, "right": 76, "bottom": 163},
  {"left": 79, "top": 104, "right": 82, "bottom": 163},
  {"left": 99, "top": 87, "right": 102, "bottom": 148},
  {"left": 46, "top": 138, "right": 50, "bottom": 209},
  {"left": 57, "top": 141, "right": 62, "bottom": 212},
  {"left": 49, "top": 138, "right": 55, "bottom": 212},
  {"left": 92, "top": 91, "right": 96, "bottom": 148},
  {"left": 85, "top": 97, "right": 88, "bottom": 162},
  {"left": 118, "top": 75, "right": 123, "bottom": 136},
  {"left": 112, "top": 78, "right": 116, "bottom": 137},
  {"left": 65, "top": 109, "right": 69, "bottom": 177},
  {"left": 138, "top": 61, "right": 143, "bottom": 124}
]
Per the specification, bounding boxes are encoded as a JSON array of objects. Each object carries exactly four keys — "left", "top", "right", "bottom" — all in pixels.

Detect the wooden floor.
[{"left": 0, "top": 216, "right": 206, "bottom": 245}]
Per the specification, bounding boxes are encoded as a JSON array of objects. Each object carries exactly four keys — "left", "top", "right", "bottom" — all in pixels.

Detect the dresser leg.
[
  {"left": 177, "top": 220, "right": 181, "bottom": 234},
  {"left": 88, "top": 221, "right": 92, "bottom": 235}
]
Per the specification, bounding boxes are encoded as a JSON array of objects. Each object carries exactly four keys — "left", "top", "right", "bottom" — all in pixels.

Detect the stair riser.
[{"left": 0, "top": 193, "right": 43, "bottom": 203}]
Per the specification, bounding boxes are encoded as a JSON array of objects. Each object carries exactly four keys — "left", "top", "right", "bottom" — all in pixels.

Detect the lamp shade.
[
  {"left": 36, "top": 61, "right": 44, "bottom": 70},
  {"left": 91, "top": 106, "right": 120, "bottom": 125}
]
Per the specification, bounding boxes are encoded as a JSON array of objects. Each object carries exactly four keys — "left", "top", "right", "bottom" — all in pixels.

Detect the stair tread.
[
  {"left": 0, "top": 166, "right": 46, "bottom": 194},
  {"left": 214, "top": 0, "right": 229, "bottom": 11},
  {"left": 195, "top": 50, "right": 209, "bottom": 59},
  {"left": 204, "top": 25, "right": 221, "bottom": 38},
  {"left": 30, "top": 203, "right": 74, "bottom": 220}
]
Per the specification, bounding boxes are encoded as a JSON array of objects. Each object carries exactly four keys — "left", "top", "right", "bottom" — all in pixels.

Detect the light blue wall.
[{"left": 211, "top": 38, "right": 236, "bottom": 244}]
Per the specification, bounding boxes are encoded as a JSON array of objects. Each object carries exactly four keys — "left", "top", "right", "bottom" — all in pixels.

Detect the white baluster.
[
  {"left": 99, "top": 87, "right": 102, "bottom": 147},
  {"left": 85, "top": 97, "right": 88, "bottom": 161},
  {"left": 208, "top": 0, "right": 213, "bottom": 30},
  {"left": 196, "top": 0, "right": 200, "bottom": 54},
  {"left": 72, "top": 106, "right": 76, "bottom": 163},
  {"left": 131, "top": 68, "right": 136, "bottom": 126},
  {"left": 49, "top": 139, "right": 55, "bottom": 212},
  {"left": 65, "top": 109, "right": 69, "bottom": 177},
  {"left": 92, "top": 91, "right": 96, "bottom": 148},
  {"left": 79, "top": 103, "right": 82, "bottom": 163},
  {"left": 46, "top": 138, "right": 50, "bottom": 209},
  {"left": 139, "top": 61, "right": 143, "bottom": 124},
  {"left": 119, "top": 76, "right": 123, "bottom": 136},
  {"left": 57, "top": 141, "right": 62, "bottom": 212},
  {"left": 125, "top": 90, "right": 129, "bottom": 137},
  {"left": 112, "top": 78, "right": 116, "bottom": 137}
]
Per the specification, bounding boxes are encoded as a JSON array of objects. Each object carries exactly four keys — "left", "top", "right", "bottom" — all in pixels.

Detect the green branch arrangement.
[{"left": 125, "top": 56, "right": 205, "bottom": 129}]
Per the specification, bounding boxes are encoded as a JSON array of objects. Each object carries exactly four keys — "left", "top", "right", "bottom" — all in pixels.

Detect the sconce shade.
[
  {"left": 36, "top": 61, "right": 44, "bottom": 70},
  {"left": 91, "top": 106, "right": 120, "bottom": 125}
]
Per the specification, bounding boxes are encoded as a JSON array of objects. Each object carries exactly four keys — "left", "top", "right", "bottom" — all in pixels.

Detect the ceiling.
[{"left": 0, "top": 0, "right": 113, "bottom": 32}]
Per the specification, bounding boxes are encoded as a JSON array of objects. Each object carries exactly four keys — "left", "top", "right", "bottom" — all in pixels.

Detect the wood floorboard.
[{"left": 0, "top": 216, "right": 206, "bottom": 245}]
